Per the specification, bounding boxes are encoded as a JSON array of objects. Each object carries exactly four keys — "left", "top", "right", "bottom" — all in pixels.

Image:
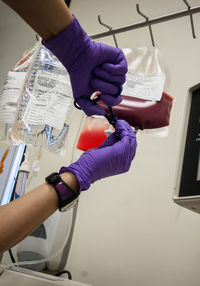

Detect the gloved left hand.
[
  {"left": 43, "top": 15, "right": 127, "bottom": 116},
  {"left": 59, "top": 120, "right": 137, "bottom": 192}
]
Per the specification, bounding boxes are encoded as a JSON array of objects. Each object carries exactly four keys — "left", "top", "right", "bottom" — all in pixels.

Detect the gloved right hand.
[
  {"left": 60, "top": 120, "right": 137, "bottom": 192},
  {"left": 43, "top": 15, "right": 127, "bottom": 116}
]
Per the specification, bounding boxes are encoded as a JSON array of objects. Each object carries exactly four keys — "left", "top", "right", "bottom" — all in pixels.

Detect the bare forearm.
[
  {"left": 0, "top": 172, "right": 78, "bottom": 253},
  {"left": 2, "top": 0, "right": 73, "bottom": 40}
]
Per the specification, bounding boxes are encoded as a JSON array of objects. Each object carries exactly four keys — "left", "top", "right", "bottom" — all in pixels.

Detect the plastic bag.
[
  {"left": 75, "top": 47, "right": 173, "bottom": 152},
  {"left": 99, "top": 92, "right": 173, "bottom": 130},
  {"left": 76, "top": 116, "right": 112, "bottom": 151},
  {"left": 0, "top": 46, "right": 36, "bottom": 146},
  {"left": 100, "top": 47, "right": 173, "bottom": 136},
  {"left": 8, "top": 42, "right": 73, "bottom": 153}
]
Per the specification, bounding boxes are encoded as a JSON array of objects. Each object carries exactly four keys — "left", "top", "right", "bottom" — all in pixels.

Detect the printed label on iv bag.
[
  {"left": 122, "top": 71, "right": 165, "bottom": 101},
  {"left": 23, "top": 70, "right": 73, "bottom": 130},
  {"left": 0, "top": 71, "right": 26, "bottom": 123}
]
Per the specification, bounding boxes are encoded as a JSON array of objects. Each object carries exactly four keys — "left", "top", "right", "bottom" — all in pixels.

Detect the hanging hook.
[
  {"left": 97, "top": 15, "right": 119, "bottom": 48},
  {"left": 136, "top": 3, "right": 155, "bottom": 47},
  {"left": 183, "top": 0, "right": 196, "bottom": 39}
]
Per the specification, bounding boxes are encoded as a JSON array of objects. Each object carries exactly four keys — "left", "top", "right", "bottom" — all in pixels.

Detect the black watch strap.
[{"left": 45, "top": 172, "right": 79, "bottom": 211}]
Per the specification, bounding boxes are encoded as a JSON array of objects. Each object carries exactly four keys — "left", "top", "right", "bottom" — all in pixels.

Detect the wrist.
[
  {"left": 60, "top": 172, "right": 79, "bottom": 194},
  {"left": 44, "top": 13, "right": 73, "bottom": 41},
  {"left": 59, "top": 165, "right": 91, "bottom": 192},
  {"left": 45, "top": 172, "right": 79, "bottom": 212},
  {"left": 42, "top": 14, "right": 89, "bottom": 71}
]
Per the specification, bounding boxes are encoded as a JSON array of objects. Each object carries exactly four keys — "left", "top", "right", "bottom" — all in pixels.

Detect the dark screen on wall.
[{"left": 179, "top": 87, "right": 200, "bottom": 197}]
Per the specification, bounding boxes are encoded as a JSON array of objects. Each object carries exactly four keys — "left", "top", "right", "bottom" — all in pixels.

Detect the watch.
[{"left": 45, "top": 172, "right": 79, "bottom": 212}]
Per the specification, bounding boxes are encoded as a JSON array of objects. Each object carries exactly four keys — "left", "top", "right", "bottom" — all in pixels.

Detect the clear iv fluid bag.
[
  {"left": 10, "top": 43, "right": 73, "bottom": 153},
  {"left": 0, "top": 47, "right": 36, "bottom": 146}
]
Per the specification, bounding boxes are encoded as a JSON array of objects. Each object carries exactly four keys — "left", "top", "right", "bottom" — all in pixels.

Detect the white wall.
[
  {"left": 1, "top": 1, "right": 200, "bottom": 286},
  {"left": 0, "top": 2, "right": 35, "bottom": 88}
]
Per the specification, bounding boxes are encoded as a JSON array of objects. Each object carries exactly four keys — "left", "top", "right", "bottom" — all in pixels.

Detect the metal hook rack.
[
  {"left": 183, "top": 0, "right": 196, "bottom": 38},
  {"left": 98, "top": 15, "right": 119, "bottom": 47},
  {"left": 136, "top": 3, "right": 155, "bottom": 46},
  {"left": 90, "top": 3, "right": 200, "bottom": 41}
]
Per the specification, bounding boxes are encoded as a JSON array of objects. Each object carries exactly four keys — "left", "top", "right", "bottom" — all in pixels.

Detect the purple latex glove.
[
  {"left": 42, "top": 15, "right": 127, "bottom": 116},
  {"left": 60, "top": 120, "right": 137, "bottom": 192}
]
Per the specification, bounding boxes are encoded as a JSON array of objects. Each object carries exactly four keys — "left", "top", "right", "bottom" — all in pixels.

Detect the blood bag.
[
  {"left": 99, "top": 47, "right": 173, "bottom": 135},
  {"left": 76, "top": 116, "right": 111, "bottom": 151},
  {"left": 101, "top": 47, "right": 173, "bottom": 135},
  {"left": 75, "top": 47, "right": 173, "bottom": 153},
  {"left": 99, "top": 92, "right": 173, "bottom": 130},
  {"left": 8, "top": 42, "right": 73, "bottom": 153}
]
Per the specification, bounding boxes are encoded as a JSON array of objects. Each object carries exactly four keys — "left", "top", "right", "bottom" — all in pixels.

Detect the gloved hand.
[
  {"left": 42, "top": 15, "right": 127, "bottom": 116},
  {"left": 60, "top": 120, "right": 137, "bottom": 192}
]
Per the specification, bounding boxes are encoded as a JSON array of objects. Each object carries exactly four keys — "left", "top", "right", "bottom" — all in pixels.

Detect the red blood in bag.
[
  {"left": 99, "top": 92, "right": 173, "bottom": 130},
  {"left": 77, "top": 129, "right": 107, "bottom": 151},
  {"left": 76, "top": 116, "right": 109, "bottom": 151}
]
